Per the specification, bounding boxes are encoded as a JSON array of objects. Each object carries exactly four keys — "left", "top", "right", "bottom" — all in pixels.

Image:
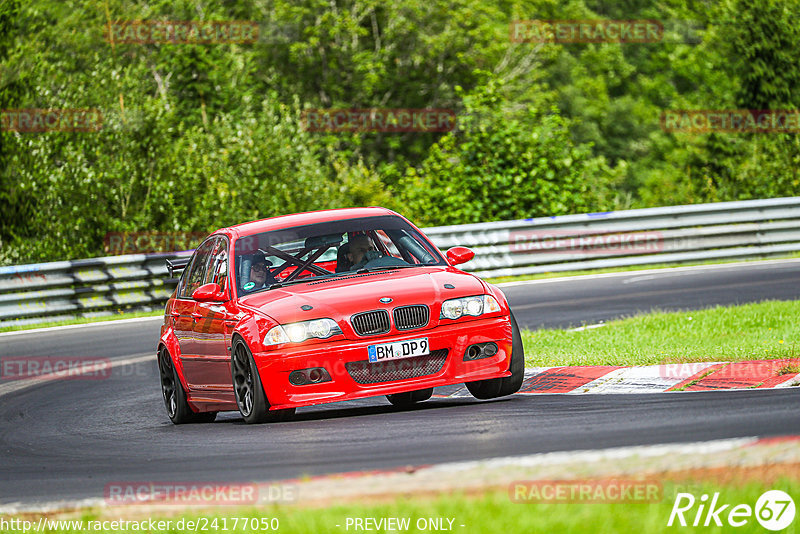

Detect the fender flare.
[
  {"left": 231, "top": 308, "right": 280, "bottom": 355},
  {"left": 157, "top": 325, "right": 190, "bottom": 392}
]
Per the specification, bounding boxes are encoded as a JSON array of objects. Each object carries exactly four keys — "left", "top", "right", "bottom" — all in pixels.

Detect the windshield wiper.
[
  {"left": 355, "top": 264, "right": 421, "bottom": 274},
  {"left": 268, "top": 265, "right": 426, "bottom": 287},
  {"left": 268, "top": 273, "right": 342, "bottom": 289}
]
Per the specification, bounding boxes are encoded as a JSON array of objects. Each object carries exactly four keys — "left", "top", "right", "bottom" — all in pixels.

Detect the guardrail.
[
  {"left": 2, "top": 197, "right": 799, "bottom": 327},
  {"left": 425, "top": 196, "right": 800, "bottom": 278},
  {"left": 0, "top": 253, "right": 191, "bottom": 327}
]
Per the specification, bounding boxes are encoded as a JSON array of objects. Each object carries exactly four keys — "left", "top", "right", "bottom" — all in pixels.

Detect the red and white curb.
[{"left": 437, "top": 359, "right": 800, "bottom": 397}]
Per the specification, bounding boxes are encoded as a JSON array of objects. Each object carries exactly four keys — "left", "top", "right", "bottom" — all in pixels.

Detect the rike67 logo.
[{"left": 668, "top": 490, "right": 795, "bottom": 531}]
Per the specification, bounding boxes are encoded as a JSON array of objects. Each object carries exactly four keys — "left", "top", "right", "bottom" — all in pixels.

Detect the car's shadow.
[{"left": 215, "top": 395, "right": 516, "bottom": 425}]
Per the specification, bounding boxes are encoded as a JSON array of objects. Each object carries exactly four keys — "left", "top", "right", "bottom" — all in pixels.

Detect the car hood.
[{"left": 237, "top": 267, "right": 485, "bottom": 325}]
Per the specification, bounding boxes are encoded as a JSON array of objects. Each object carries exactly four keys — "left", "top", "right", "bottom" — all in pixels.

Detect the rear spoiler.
[{"left": 166, "top": 257, "right": 191, "bottom": 278}]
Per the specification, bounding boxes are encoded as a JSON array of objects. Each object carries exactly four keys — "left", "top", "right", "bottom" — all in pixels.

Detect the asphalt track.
[
  {"left": 501, "top": 258, "right": 800, "bottom": 329},
  {"left": 1, "top": 259, "right": 799, "bottom": 506}
]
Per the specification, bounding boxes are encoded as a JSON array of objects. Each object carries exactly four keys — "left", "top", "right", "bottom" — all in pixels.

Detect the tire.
[
  {"left": 158, "top": 347, "right": 217, "bottom": 424},
  {"left": 465, "top": 311, "right": 525, "bottom": 400},
  {"left": 496, "top": 311, "right": 525, "bottom": 396},
  {"left": 386, "top": 387, "right": 433, "bottom": 407},
  {"left": 231, "top": 338, "right": 295, "bottom": 424}
]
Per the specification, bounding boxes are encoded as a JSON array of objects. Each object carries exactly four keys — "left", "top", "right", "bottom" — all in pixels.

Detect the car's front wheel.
[
  {"left": 231, "top": 338, "right": 295, "bottom": 424},
  {"left": 386, "top": 387, "right": 433, "bottom": 407},
  {"left": 465, "top": 311, "right": 525, "bottom": 400},
  {"left": 158, "top": 347, "right": 217, "bottom": 424}
]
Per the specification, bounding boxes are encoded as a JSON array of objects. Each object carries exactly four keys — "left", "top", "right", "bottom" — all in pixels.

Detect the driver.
[
  {"left": 347, "top": 234, "right": 381, "bottom": 270},
  {"left": 242, "top": 252, "right": 276, "bottom": 291}
]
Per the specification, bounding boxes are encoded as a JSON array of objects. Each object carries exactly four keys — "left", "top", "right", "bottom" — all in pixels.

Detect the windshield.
[{"left": 233, "top": 215, "right": 446, "bottom": 295}]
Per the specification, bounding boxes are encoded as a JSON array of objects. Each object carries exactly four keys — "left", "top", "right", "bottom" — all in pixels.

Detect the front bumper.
[{"left": 253, "top": 315, "right": 513, "bottom": 409}]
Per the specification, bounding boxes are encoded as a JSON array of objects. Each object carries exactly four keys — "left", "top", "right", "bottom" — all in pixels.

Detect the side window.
[
  {"left": 180, "top": 239, "right": 215, "bottom": 298},
  {"left": 175, "top": 266, "right": 190, "bottom": 297},
  {"left": 204, "top": 238, "right": 228, "bottom": 291}
]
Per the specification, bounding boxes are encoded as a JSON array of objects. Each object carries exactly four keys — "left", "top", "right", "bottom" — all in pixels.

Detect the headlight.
[
  {"left": 285, "top": 323, "right": 307, "bottom": 343},
  {"left": 465, "top": 298, "right": 483, "bottom": 316},
  {"left": 440, "top": 295, "right": 502, "bottom": 320},
  {"left": 307, "top": 319, "right": 333, "bottom": 338},
  {"left": 264, "top": 318, "right": 342, "bottom": 346},
  {"left": 441, "top": 299, "right": 464, "bottom": 320}
]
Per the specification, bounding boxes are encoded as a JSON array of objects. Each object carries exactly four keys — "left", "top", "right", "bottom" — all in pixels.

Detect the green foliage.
[
  {"left": 649, "top": 0, "right": 800, "bottom": 205},
  {"left": 718, "top": 0, "right": 800, "bottom": 110},
  {"left": 0, "top": 0, "right": 33, "bottom": 248},
  {"left": 397, "top": 76, "right": 623, "bottom": 225},
  {"left": 1, "top": 0, "right": 799, "bottom": 263},
  {"left": 4, "top": 94, "right": 394, "bottom": 263}
]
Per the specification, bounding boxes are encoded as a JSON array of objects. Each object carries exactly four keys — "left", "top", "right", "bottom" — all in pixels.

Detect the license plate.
[{"left": 367, "top": 337, "right": 429, "bottom": 363}]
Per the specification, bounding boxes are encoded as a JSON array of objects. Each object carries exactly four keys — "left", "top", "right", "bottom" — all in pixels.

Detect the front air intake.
[
  {"left": 393, "top": 305, "right": 429, "bottom": 330},
  {"left": 351, "top": 310, "right": 391, "bottom": 336},
  {"left": 345, "top": 350, "right": 449, "bottom": 384}
]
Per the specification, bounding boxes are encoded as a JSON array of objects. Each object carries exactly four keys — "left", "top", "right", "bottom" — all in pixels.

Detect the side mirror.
[
  {"left": 446, "top": 246, "right": 475, "bottom": 266},
  {"left": 192, "top": 283, "right": 225, "bottom": 302}
]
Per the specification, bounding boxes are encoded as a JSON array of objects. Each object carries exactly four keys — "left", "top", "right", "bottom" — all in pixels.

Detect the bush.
[{"left": 397, "top": 78, "right": 622, "bottom": 226}]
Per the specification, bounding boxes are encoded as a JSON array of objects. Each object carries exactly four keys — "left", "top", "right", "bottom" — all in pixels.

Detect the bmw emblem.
[{"left": 379, "top": 297, "right": 393, "bottom": 304}]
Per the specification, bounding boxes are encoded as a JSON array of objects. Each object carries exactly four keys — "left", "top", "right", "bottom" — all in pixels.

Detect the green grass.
[
  {"left": 7, "top": 478, "right": 797, "bottom": 534},
  {"left": 484, "top": 254, "right": 800, "bottom": 285},
  {"left": 778, "top": 364, "right": 800, "bottom": 375},
  {"left": 0, "top": 310, "right": 162, "bottom": 333},
  {"left": 521, "top": 300, "right": 800, "bottom": 367}
]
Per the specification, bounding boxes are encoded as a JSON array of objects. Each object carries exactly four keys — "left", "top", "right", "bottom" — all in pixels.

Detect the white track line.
[
  {"left": 772, "top": 375, "right": 800, "bottom": 388},
  {"left": 495, "top": 257, "right": 800, "bottom": 288},
  {"left": 0, "top": 353, "right": 155, "bottom": 397},
  {"left": 425, "top": 437, "right": 759, "bottom": 473},
  {"left": 567, "top": 323, "right": 607, "bottom": 332},
  {"left": 0, "top": 316, "right": 163, "bottom": 338}
]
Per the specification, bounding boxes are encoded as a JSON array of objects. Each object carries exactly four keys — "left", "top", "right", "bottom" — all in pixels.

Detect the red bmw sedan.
[{"left": 157, "top": 207, "right": 524, "bottom": 424}]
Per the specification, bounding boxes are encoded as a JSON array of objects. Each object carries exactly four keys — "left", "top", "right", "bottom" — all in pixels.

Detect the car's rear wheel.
[
  {"left": 158, "top": 347, "right": 217, "bottom": 424},
  {"left": 231, "top": 338, "right": 295, "bottom": 424},
  {"left": 465, "top": 311, "right": 525, "bottom": 400},
  {"left": 386, "top": 387, "right": 433, "bottom": 407}
]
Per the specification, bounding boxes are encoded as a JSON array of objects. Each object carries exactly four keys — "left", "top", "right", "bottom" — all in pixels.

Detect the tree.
[{"left": 397, "top": 76, "right": 621, "bottom": 225}]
